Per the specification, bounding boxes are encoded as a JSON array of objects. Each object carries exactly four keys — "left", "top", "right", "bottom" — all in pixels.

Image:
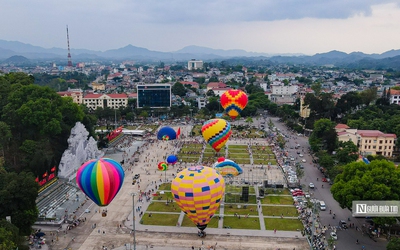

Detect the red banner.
[
  {"left": 42, "top": 171, "right": 48, "bottom": 178},
  {"left": 35, "top": 177, "right": 39, "bottom": 182},
  {"left": 107, "top": 126, "right": 124, "bottom": 141},
  {"left": 51, "top": 166, "right": 56, "bottom": 172},
  {"left": 48, "top": 173, "right": 55, "bottom": 181},
  {"left": 39, "top": 179, "right": 47, "bottom": 186},
  {"left": 177, "top": 128, "right": 181, "bottom": 138}
]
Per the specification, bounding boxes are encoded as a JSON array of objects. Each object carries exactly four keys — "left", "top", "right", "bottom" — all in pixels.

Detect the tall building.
[
  {"left": 187, "top": 59, "right": 203, "bottom": 70},
  {"left": 137, "top": 84, "right": 171, "bottom": 108}
]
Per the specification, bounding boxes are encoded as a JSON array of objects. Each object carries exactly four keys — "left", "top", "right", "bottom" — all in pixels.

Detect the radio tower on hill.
[{"left": 66, "top": 25, "right": 73, "bottom": 67}]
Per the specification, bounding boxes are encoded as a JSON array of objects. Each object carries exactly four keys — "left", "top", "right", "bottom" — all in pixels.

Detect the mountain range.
[{"left": 1, "top": 39, "right": 400, "bottom": 70}]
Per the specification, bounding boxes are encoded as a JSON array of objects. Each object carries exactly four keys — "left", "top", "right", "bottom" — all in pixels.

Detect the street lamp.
[{"left": 131, "top": 193, "right": 137, "bottom": 250}]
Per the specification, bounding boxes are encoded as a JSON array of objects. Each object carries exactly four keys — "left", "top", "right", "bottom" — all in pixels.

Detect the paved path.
[{"left": 37, "top": 124, "right": 309, "bottom": 250}]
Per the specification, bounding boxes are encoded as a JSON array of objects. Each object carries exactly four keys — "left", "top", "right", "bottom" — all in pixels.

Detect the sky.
[{"left": 1, "top": 0, "right": 400, "bottom": 55}]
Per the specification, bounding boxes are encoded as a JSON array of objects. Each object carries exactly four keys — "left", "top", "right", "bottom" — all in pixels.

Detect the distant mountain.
[
  {"left": 3, "top": 55, "right": 30, "bottom": 64},
  {"left": 1, "top": 39, "right": 400, "bottom": 68}
]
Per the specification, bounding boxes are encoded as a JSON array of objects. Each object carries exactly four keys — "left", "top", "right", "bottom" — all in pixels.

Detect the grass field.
[
  {"left": 264, "top": 188, "right": 291, "bottom": 195},
  {"left": 225, "top": 194, "right": 257, "bottom": 204},
  {"left": 140, "top": 213, "right": 180, "bottom": 226},
  {"left": 223, "top": 216, "right": 260, "bottom": 230},
  {"left": 152, "top": 191, "right": 174, "bottom": 200},
  {"left": 261, "top": 205, "right": 299, "bottom": 217},
  {"left": 225, "top": 185, "right": 255, "bottom": 194},
  {"left": 147, "top": 201, "right": 180, "bottom": 213},
  {"left": 178, "top": 143, "right": 203, "bottom": 163},
  {"left": 253, "top": 159, "right": 277, "bottom": 165},
  {"left": 261, "top": 195, "right": 293, "bottom": 205},
  {"left": 158, "top": 183, "right": 171, "bottom": 190},
  {"left": 224, "top": 205, "right": 258, "bottom": 215},
  {"left": 264, "top": 218, "right": 303, "bottom": 231},
  {"left": 191, "top": 125, "right": 202, "bottom": 136},
  {"left": 181, "top": 215, "right": 219, "bottom": 228}
]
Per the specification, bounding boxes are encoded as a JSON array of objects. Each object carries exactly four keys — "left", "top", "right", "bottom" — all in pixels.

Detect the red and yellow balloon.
[
  {"left": 220, "top": 89, "right": 248, "bottom": 120},
  {"left": 201, "top": 119, "right": 232, "bottom": 152}
]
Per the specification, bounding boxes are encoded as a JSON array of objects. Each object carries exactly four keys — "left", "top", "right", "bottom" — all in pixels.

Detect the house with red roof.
[
  {"left": 57, "top": 91, "right": 83, "bottom": 104},
  {"left": 336, "top": 124, "right": 396, "bottom": 157}
]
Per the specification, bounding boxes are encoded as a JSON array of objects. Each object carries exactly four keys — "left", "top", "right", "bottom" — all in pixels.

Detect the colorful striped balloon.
[
  {"left": 171, "top": 166, "right": 225, "bottom": 231},
  {"left": 201, "top": 119, "right": 232, "bottom": 152},
  {"left": 220, "top": 89, "right": 248, "bottom": 120},
  {"left": 76, "top": 158, "right": 125, "bottom": 207},
  {"left": 157, "top": 161, "right": 168, "bottom": 171}
]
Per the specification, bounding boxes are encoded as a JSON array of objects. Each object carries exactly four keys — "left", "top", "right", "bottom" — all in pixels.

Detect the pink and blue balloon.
[{"left": 76, "top": 158, "right": 125, "bottom": 207}]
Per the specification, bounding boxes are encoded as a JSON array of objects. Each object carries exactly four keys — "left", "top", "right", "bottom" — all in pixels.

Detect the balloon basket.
[
  {"left": 102, "top": 212, "right": 107, "bottom": 217},
  {"left": 197, "top": 231, "right": 206, "bottom": 238}
]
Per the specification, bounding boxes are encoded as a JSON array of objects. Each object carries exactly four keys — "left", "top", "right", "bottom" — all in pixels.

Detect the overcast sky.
[{"left": 1, "top": 0, "right": 400, "bottom": 55}]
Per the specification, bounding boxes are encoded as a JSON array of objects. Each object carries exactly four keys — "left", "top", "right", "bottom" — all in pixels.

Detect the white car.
[
  {"left": 299, "top": 154, "right": 304, "bottom": 157},
  {"left": 305, "top": 192, "right": 310, "bottom": 198},
  {"left": 302, "top": 159, "right": 306, "bottom": 163},
  {"left": 330, "top": 232, "right": 338, "bottom": 240},
  {"left": 309, "top": 183, "right": 315, "bottom": 189}
]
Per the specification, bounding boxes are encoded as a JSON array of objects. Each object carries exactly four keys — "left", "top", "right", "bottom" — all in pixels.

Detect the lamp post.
[{"left": 131, "top": 193, "right": 137, "bottom": 250}]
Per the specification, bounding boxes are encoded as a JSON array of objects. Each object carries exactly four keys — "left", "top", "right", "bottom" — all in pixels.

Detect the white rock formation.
[{"left": 58, "top": 122, "right": 104, "bottom": 180}]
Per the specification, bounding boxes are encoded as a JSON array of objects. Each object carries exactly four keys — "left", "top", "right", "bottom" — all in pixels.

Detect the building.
[
  {"left": 270, "top": 82, "right": 298, "bottom": 95},
  {"left": 83, "top": 93, "right": 128, "bottom": 110},
  {"left": 91, "top": 82, "right": 105, "bottom": 91},
  {"left": 206, "top": 82, "right": 227, "bottom": 91},
  {"left": 197, "top": 97, "right": 208, "bottom": 109},
  {"left": 335, "top": 124, "right": 396, "bottom": 157},
  {"left": 137, "top": 84, "right": 171, "bottom": 108},
  {"left": 57, "top": 90, "right": 83, "bottom": 104},
  {"left": 389, "top": 89, "right": 400, "bottom": 105},
  {"left": 299, "top": 97, "right": 310, "bottom": 118},
  {"left": 187, "top": 59, "right": 203, "bottom": 70}
]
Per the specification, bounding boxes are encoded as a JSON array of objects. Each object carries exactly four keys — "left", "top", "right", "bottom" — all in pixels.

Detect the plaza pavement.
[{"left": 41, "top": 124, "right": 309, "bottom": 250}]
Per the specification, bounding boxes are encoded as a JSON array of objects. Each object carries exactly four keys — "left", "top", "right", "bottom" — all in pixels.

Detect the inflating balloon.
[
  {"left": 76, "top": 158, "right": 124, "bottom": 207},
  {"left": 217, "top": 157, "right": 225, "bottom": 163},
  {"left": 171, "top": 166, "right": 225, "bottom": 231},
  {"left": 157, "top": 126, "right": 177, "bottom": 141},
  {"left": 220, "top": 89, "right": 248, "bottom": 120},
  {"left": 166, "top": 155, "right": 178, "bottom": 165},
  {"left": 201, "top": 119, "right": 232, "bottom": 152},
  {"left": 158, "top": 161, "right": 168, "bottom": 171},
  {"left": 213, "top": 159, "right": 243, "bottom": 177}
]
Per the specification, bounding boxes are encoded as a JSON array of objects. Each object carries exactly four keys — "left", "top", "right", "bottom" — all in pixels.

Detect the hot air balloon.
[
  {"left": 76, "top": 158, "right": 124, "bottom": 207},
  {"left": 157, "top": 161, "right": 168, "bottom": 171},
  {"left": 157, "top": 126, "right": 177, "bottom": 141},
  {"left": 166, "top": 155, "right": 178, "bottom": 165},
  {"left": 171, "top": 166, "right": 225, "bottom": 232},
  {"left": 220, "top": 89, "right": 248, "bottom": 120},
  {"left": 213, "top": 159, "right": 243, "bottom": 177},
  {"left": 201, "top": 119, "right": 232, "bottom": 152}
]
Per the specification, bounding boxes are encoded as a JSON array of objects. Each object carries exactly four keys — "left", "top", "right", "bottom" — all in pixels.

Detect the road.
[{"left": 266, "top": 116, "right": 388, "bottom": 250}]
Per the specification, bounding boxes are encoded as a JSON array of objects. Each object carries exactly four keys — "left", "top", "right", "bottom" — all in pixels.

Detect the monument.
[{"left": 58, "top": 122, "right": 104, "bottom": 181}]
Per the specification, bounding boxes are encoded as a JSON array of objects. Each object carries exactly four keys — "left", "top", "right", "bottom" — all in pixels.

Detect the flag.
[
  {"left": 35, "top": 177, "right": 39, "bottom": 182},
  {"left": 42, "top": 171, "right": 48, "bottom": 178},
  {"left": 48, "top": 173, "right": 55, "bottom": 180},
  {"left": 176, "top": 127, "right": 181, "bottom": 138},
  {"left": 51, "top": 166, "right": 56, "bottom": 172}
]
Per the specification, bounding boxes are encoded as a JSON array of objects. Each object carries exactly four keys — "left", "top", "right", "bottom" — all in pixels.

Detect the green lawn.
[
  {"left": 224, "top": 205, "right": 258, "bottom": 215},
  {"left": 181, "top": 215, "right": 219, "bottom": 228},
  {"left": 227, "top": 145, "right": 248, "bottom": 149},
  {"left": 262, "top": 205, "right": 299, "bottom": 217},
  {"left": 147, "top": 201, "right": 180, "bottom": 213},
  {"left": 253, "top": 159, "right": 277, "bottom": 165},
  {"left": 264, "top": 188, "right": 291, "bottom": 195},
  {"left": 225, "top": 194, "right": 257, "bottom": 204},
  {"left": 264, "top": 218, "right": 303, "bottom": 231},
  {"left": 223, "top": 216, "right": 260, "bottom": 230},
  {"left": 261, "top": 195, "right": 293, "bottom": 205},
  {"left": 225, "top": 185, "right": 255, "bottom": 194},
  {"left": 191, "top": 125, "right": 202, "bottom": 136},
  {"left": 140, "top": 213, "right": 180, "bottom": 226},
  {"left": 152, "top": 191, "right": 174, "bottom": 201},
  {"left": 228, "top": 158, "right": 251, "bottom": 164},
  {"left": 177, "top": 155, "right": 200, "bottom": 163},
  {"left": 158, "top": 183, "right": 171, "bottom": 191}
]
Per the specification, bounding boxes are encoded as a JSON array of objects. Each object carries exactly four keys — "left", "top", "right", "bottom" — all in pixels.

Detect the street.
[{"left": 267, "top": 116, "right": 388, "bottom": 250}]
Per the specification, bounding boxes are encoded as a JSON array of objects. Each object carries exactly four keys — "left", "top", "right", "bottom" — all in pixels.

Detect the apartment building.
[
  {"left": 83, "top": 93, "right": 128, "bottom": 110},
  {"left": 335, "top": 124, "right": 396, "bottom": 157}
]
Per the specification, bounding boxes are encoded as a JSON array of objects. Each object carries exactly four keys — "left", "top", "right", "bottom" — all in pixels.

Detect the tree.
[
  {"left": 309, "top": 119, "right": 337, "bottom": 153},
  {"left": 171, "top": 82, "right": 187, "bottom": 97},
  {"left": 360, "top": 87, "right": 378, "bottom": 106},
  {"left": 387, "top": 237, "right": 400, "bottom": 250},
  {"left": 331, "top": 160, "right": 400, "bottom": 209},
  {"left": 335, "top": 141, "right": 359, "bottom": 165},
  {"left": 0, "top": 171, "right": 39, "bottom": 235},
  {"left": 311, "top": 82, "right": 322, "bottom": 96}
]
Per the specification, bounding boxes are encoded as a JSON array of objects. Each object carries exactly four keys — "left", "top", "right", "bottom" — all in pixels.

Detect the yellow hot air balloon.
[
  {"left": 171, "top": 166, "right": 225, "bottom": 232},
  {"left": 201, "top": 118, "right": 232, "bottom": 152}
]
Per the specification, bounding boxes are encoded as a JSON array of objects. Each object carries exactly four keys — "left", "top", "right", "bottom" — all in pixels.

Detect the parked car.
[
  {"left": 302, "top": 159, "right": 306, "bottom": 163},
  {"left": 309, "top": 183, "right": 315, "bottom": 189}
]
